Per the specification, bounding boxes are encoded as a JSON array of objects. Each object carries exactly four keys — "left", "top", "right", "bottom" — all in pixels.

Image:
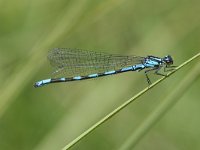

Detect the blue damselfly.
[{"left": 34, "top": 48, "right": 175, "bottom": 87}]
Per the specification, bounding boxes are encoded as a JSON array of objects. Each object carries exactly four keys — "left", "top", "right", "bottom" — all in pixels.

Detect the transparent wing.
[{"left": 48, "top": 48, "right": 144, "bottom": 77}]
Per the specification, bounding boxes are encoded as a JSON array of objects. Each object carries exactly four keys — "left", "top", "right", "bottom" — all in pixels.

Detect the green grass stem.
[{"left": 62, "top": 52, "right": 200, "bottom": 150}]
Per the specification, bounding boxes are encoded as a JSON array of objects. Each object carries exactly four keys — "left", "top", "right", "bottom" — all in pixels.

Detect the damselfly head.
[{"left": 163, "top": 55, "right": 173, "bottom": 65}]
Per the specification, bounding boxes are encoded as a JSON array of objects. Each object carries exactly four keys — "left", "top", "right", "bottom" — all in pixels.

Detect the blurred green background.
[{"left": 0, "top": 0, "right": 200, "bottom": 149}]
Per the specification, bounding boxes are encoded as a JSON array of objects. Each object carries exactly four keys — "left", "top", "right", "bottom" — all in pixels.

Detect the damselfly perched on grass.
[{"left": 34, "top": 48, "right": 176, "bottom": 88}]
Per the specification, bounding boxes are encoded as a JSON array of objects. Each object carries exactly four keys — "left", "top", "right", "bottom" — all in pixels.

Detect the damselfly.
[{"left": 34, "top": 48, "right": 175, "bottom": 87}]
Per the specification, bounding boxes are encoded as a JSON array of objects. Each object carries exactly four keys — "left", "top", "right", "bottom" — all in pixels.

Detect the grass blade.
[{"left": 62, "top": 52, "right": 200, "bottom": 150}]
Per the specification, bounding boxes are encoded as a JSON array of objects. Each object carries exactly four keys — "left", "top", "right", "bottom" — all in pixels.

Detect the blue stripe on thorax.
[{"left": 145, "top": 60, "right": 159, "bottom": 67}]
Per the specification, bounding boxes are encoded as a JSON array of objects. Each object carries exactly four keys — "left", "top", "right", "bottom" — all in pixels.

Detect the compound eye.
[
  {"left": 165, "top": 56, "right": 170, "bottom": 61},
  {"left": 164, "top": 55, "right": 173, "bottom": 65}
]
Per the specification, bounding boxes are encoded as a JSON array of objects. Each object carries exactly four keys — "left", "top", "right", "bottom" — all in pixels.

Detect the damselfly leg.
[
  {"left": 144, "top": 67, "right": 160, "bottom": 85},
  {"left": 164, "top": 65, "right": 177, "bottom": 72}
]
